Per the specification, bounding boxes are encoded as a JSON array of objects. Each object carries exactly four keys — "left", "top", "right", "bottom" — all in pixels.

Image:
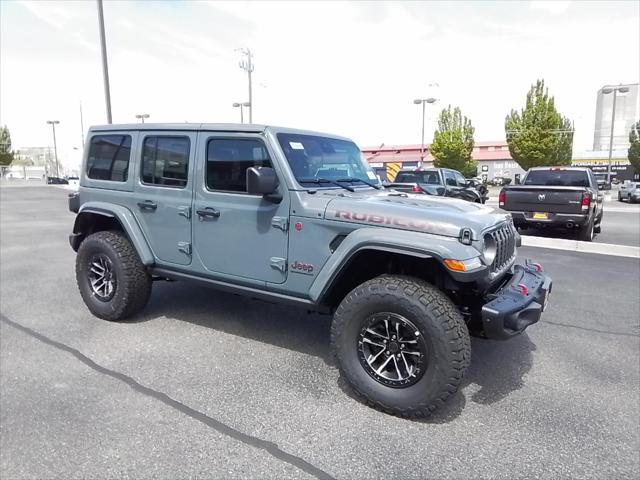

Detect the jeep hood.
[{"left": 324, "top": 190, "right": 508, "bottom": 239}]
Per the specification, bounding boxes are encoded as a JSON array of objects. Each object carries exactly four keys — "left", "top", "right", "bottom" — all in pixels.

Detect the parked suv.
[{"left": 68, "top": 123, "right": 552, "bottom": 417}]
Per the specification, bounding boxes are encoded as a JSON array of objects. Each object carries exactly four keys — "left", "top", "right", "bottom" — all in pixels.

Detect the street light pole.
[
  {"left": 413, "top": 97, "right": 437, "bottom": 163},
  {"left": 602, "top": 85, "right": 631, "bottom": 184},
  {"left": 232, "top": 102, "right": 251, "bottom": 124},
  {"left": 47, "top": 120, "right": 60, "bottom": 177},
  {"left": 97, "top": 0, "right": 112, "bottom": 124},
  {"left": 135, "top": 113, "right": 150, "bottom": 123},
  {"left": 606, "top": 90, "right": 618, "bottom": 184}
]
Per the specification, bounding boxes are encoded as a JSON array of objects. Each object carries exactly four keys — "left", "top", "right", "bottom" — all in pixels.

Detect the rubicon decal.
[
  {"left": 334, "top": 210, "right": 436, "bottom": 232},
  {"left": 290, "top": 261, "right": 314, "bottom": 275}
]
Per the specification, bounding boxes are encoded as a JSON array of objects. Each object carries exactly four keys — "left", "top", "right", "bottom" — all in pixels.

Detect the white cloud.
[
  {"left": 1, "top": 0, "right": 638, "bottom": 171},
  {"left": 530, "top": 1, "right": 572, "bottom": 15}
]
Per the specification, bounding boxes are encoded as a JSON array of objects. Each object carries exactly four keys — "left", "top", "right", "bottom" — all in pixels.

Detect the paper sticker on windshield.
[
  {"left": 289, "top": 142, "right": 304, "bottom": 150},
  {"left": 366, "top": 171, "right": 377, "bottom": 180}
]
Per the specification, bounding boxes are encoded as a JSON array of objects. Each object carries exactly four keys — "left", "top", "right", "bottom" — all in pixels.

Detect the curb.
[{"left": 521, "top": 236, "right": 640, "bottom": 258}]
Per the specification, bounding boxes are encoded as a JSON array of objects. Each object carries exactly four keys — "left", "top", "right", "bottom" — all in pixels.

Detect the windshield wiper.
[
  {"left": 298, "top": 177, "right": 355, "bottom": 192},
  {"left": 335, "top": 177, "right": 381, "bottom": 190}
]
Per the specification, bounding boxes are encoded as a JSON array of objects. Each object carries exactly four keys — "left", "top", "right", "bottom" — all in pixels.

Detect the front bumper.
[{"left": 481, "top": 262, "right": 552, "bottom": 340}]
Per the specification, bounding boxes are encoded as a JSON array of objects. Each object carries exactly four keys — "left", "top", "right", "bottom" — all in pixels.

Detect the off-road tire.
[
  {"left": 578, "top": 216, "right": 595, "bottom": 241},
  {"left": 76, "top": 231, "right": 152, "bottom": 321},
  {"left": 331, "top": 275, "right": 471, "bottom": 418}
]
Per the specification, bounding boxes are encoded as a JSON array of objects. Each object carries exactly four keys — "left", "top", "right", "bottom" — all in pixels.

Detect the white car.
[{"left": 618, "top": 182, "right": 640, "bottom": 203}]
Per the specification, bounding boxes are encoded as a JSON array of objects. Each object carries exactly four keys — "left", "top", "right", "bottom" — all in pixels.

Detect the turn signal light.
[
  {"left": 444, "top": 259, "right": 466, "bottom": 271},
  {"left": 581, "top": 194, "right": 590, "bottom": 210},
  {"left": 499, "top": 190, "right": 506, "bottom": 207},
  {"left": 443, "top": 257, "right": 483, "bottom": 272}
]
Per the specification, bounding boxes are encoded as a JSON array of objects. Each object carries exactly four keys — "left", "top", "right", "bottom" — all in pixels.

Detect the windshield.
[
  {"left": 277, "top": 133, "right": 379, "bottom": 187},
  {"left": 524, "top": 169, "right": 590, "bottom": 187},
  {"left": 395, "top": 170, "right": 441, "bottom": 185}
]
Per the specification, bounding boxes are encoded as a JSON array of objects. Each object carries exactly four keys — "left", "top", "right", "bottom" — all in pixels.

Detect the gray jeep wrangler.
[{"left": 69, "top": 123, "right": 552, "bottom": 417}]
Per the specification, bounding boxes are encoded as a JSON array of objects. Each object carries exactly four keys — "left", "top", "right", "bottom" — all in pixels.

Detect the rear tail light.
[
  {"left": 498, "top": 190, "right": 505, "bottom": 207},
  {"left": 581, "top": 193, "right": 590, "bottom": 211},
  {"left": 412, "top": 185, "right": 422, "bottom": 193}
]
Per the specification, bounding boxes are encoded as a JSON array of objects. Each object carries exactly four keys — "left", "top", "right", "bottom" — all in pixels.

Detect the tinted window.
[
  {"left": 524, "top": 170, "right": 590, "bottom": 187},
  {"left": 454, "top": 172, "right": 467, "bottom": 187},
  {"left": 444, "top": 171, "right": 457, "bottom": 187},
  {"left": 141, "top": 136, "right": 190, "bottom": 188},
  {"left": 396, "top": 171, "right": 441, "bottom": 184},
  {"left": 206, "top": 138, "right": 271, "bottom": 192},
  {"left": 87, "top": 135, "right": 131, "bottom": 181}
]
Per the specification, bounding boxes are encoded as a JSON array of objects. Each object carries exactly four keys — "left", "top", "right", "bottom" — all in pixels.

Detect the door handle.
[
  {"left": 137, "top": 200, "right": 157, "bottom": 211},
  {"left": 196, "top": 207, "right": 221, "bottom": 220}
]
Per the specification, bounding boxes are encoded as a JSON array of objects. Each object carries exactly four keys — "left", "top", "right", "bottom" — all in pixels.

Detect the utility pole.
[
  {"left": 97, "top": 0, "right": 112, "bottom": 123},
  {"left": 47, "top": 120, "right": 60, "bottom": 177},
  {"left": 237, "top": 48, "right": 254, "bottom": 123}
]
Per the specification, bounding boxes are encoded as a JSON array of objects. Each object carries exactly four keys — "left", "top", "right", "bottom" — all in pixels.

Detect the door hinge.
[
  {"left": 270, "top": 257, "right": 287, "bottom": 273},
  {"left": 178, "top": 206, "right": 191, "bottom": 219},
  {"left": 271, "top": 216, "right": 289, "bottom": 232},
  {"left": 177, "top": 242, "right": 192, "bottom": 255}
]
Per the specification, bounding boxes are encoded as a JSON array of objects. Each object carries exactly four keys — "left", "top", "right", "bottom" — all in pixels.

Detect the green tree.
[
  {"left": 505, "top": 79, "right": 574, "bottom": 170},
  {"left": 430, "top": 105, "right": 477, "bottom": 177},
  {"left": 0, "top": 125, "right": 15, "bottom": 174},
  {"left": 628, "top": 120, "right": 640, "bottom": 175}
]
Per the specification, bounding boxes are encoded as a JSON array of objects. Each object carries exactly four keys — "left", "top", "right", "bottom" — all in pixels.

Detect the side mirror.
[{"left": 246, "top": 166, "right": 281, "bottom": 201}]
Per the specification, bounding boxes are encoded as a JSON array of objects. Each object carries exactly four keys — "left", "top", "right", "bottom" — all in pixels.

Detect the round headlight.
[{"left": 483, "top": 233, "right": 497, "bottom": 266}]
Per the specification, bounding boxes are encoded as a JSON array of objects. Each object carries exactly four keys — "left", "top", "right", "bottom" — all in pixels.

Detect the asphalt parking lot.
[{"left": 1, "top": 186, "right": 639, "bottom": 479}]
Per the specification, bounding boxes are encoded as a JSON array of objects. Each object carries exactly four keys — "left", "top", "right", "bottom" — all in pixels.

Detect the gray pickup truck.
[
  {"left": 68, "top": 123, "right": 551, "bottom": 417},
  {"left": 500, "top": 167, "right": 604, "bottom": 241}
]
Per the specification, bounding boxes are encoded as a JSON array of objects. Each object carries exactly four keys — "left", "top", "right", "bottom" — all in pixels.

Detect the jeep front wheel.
[
  {"left": 76, "top": 231, "right": 152, "bottom": 321},
  {"left": 331, "top": 275, "right": 470, "bottom": 418}
]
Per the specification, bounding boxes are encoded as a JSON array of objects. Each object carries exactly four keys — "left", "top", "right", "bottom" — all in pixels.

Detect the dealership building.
[{"left": 362, "top": 141, "right": 636, "bottom": 182}]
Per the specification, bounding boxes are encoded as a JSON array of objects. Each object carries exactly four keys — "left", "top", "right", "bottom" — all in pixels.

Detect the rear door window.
[
  {"left": 87, "top": 135, "right": 131, "bottom": 181},
  {"left": 524, "top": 170, "right": 590, "bottom": 187},
  {"left": 141, "top": 136, "right": 190, "bottom": 188}
]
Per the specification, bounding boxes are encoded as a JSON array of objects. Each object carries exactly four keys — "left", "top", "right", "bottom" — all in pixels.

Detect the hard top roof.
[{"left": 88, "top": 123, "right": 353, "bottom": 142}]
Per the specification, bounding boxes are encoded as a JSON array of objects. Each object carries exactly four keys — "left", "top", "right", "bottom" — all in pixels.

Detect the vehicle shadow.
[
  {"left": 519, "top": 226, "right": 581, "bottom": 240},
  {"left": 139, "top": 280, "right": 536, "bottom": 424}
]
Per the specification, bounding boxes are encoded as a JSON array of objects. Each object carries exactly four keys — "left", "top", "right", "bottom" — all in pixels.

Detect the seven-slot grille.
[{"left": 489, "top": 222, "right": 516, "bottom": 273}]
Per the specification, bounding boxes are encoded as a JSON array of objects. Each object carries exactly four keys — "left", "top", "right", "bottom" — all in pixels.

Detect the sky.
[{"left": 1, "top": 0, "right": 639, "bottom": 169}]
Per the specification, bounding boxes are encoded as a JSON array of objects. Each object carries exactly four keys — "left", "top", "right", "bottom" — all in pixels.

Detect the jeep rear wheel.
[
  {"left": 76, "top": 231, "right": 152, "bottom": 321},
  {"left": 331, "top": 275, "right": 470, "bottom": 418}
]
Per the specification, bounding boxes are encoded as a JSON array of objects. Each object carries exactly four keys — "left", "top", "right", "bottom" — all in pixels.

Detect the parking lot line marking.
[
  {"left": 521, "top": 236, "right": 640, "bottom": 258},
  {"left": 0, "top": 314, "right": 335, "bottom": 480},
  {"left": 542, "top": 319, "right": 640, "bottom": 337}
]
